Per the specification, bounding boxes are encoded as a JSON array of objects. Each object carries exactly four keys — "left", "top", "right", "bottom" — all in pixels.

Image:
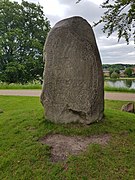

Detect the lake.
[{"left": 105, "top": 79, "right": 135, "bottom": 89}]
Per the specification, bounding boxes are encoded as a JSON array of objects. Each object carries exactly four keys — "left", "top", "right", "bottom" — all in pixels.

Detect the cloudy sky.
[{"left": 14, "top": 0, "right": 135, "bottom": 64}]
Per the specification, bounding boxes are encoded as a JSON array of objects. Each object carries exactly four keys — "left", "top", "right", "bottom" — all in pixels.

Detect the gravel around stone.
[{"left": 39, "top": 134, "right": 110, "bottom": 162}]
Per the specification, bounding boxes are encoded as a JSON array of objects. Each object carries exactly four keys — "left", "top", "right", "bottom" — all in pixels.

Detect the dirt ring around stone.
[{"left": 39, "top": 134, "right": 110, "bottom": 162}]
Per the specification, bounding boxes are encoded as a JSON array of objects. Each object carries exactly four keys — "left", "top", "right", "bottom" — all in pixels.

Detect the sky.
[{"left": 13, "top": 0, "right": 135, "bottom": 64}]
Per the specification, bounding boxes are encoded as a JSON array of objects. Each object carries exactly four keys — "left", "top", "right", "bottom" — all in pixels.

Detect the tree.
[
  {"left": 109, "top": 67, "right": 120, "bottom": 77},
  {"left": 111, "top": 71, "right": 119, "bottom": 79},
  {"left": 124, "top": 67, "right": 133, "bottom": 77},
  {"left": 109, "top": 68, "right": 114, "bottom": 77},
  {"left": 94, "top": 0, "right": 135, "bottom": 44},
  {"left": 114, "top": 68, "right": 120, "bottom": 74},
  {"left": 77, "top": 0, "right": 135, "bottom": 44},
  {"left": 0, "top": 0, "right": 51, "bottom": 83},
  {"left": 2, "top": 62, "right": 26, "bottom": 83}
]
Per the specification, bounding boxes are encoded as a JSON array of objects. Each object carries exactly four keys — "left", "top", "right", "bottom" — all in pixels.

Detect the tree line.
[
  {"left": 0, "top": 0, "right": 51, "bottom": 84},
  {"left": 1, "top": 0, "right": 134, "bottom": 84},
  {"left": 103, "top": 64, "right": 135, "bottom": 78}
]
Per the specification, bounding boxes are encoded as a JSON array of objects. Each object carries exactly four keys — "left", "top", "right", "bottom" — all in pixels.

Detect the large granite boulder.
[{"left": 41, "top": 16, "right": 104, "bottom": 124}]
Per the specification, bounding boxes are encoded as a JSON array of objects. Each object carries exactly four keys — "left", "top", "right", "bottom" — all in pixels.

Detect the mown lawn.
[
  {"left": 1, "top": 82, "right": 135, "bottom": 93},
  {"left": 0, "top": 96, "right": 135, "bottom": 179},
  {"left": 104, "top": 86, "right": 135, "bottom": 93},
  {"left": 0, "top": 83, "right": 41, "bottom": 89},
  {"left": 0, "top": 82, "right": 135, "bottom": 93}
]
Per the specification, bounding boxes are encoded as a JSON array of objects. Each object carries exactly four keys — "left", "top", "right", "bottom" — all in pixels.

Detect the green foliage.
[
  {"left": 109, "top": 68, "right": 114, "bottom": 76},
  {"left": 94, "top": 0, "right": 135, "bottom": 44},
  {"left": 111, "top": 71, "right": 119, "bottom": 79},
  {"left": 124, "top": 67, "right": 133, "bottom": 77},
  {"left": 109, "top": 68, "right": 120, "bottom": 77},
  {"left": 77, "top": 0, "right": 135, "bottom": 44},
  {"left": 1, "top": 62, "right": 26, "bottom": 83},
  {"left": 0, "top": 96, "right": 135, "bottom": 179},
  {"left": 114, "top": 68, "right": 120, "bottom": 74},
  {"left": 0, "top": 0, "right": 51, "bottom": 83},
  {"left": 103, "top": 64, "right": 135, "bottom": 78},
  {"left": 103, "top": 64, "right": 134, "bottom": 71}
]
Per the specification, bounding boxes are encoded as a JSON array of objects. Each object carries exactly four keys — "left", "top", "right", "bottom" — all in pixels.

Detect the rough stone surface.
[
  {"left": 121, "top": 102, "right": 134, "bottom": 113},
  {"left": 41, "top": 16, "right": 104, "bottom": 124}
]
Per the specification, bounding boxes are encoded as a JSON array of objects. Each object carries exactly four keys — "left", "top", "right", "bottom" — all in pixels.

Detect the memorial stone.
[{"left": 41, "top": 16, "right": 104, "bottom": 124}]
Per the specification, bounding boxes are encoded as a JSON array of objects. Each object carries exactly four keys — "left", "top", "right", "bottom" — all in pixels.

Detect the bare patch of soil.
[{"left": 40, "top": 134, "right": 110, "bottom": 162}]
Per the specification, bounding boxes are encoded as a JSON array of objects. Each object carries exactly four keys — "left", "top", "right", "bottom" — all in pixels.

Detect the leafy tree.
[
  {"left": 109, "top": 68, "right": 114, "bottom": 77},
  {"left": 114, "top": 68, "right": 120, "bottom": 74},
  {"left": 103, "top": 64, "right": 135, "bottom": 71},
  {"left": 124, "top": 67, "right": 133, "bottom": 77},
  {"left": 77, "top": 0, "right": 135, "bottom": 44},
  {"left": 1, "top": 62, "right": 26, "bottom": 83},
  {"left": 0, "top": 0, "right": 51, "bottom": 83},
  {"left": 94, "top": 0, "right": 135, "bottom": 44},
  {"left": 111, "top": 71, "right": 119, "bottom": 79},
  {"left": 109, "top": 67, "right": 120, "bottom": 77}
]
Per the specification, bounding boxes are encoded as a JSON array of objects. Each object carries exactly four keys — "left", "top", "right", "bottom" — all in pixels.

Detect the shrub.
[{"left": 111, "top": 71, "right": 119, "bottom": 79}]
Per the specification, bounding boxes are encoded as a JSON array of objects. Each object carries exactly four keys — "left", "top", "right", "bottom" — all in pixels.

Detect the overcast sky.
[{"left": 14, "top": 0, "right": 135, "bottom": 64}]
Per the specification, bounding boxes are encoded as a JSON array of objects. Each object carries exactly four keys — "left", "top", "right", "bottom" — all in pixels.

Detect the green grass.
[
  {"left": 0, "top": 96, "right": 135, "bottom": 179},
  {"left": 104, "top": 85, "right": 135, "bottom": 93},
  {"left": 1, "top": 82, "right": 135, "bottom": 93},
  {"left": 105, "top": 77, "right": 135, "bottom": 80},
  {"left": 0, "top": 82, "right": 42, "bottom": 89}
]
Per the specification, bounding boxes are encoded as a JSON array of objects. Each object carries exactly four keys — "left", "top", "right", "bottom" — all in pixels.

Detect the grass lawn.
[
  {"left": 0, "top": 83, "right": 41, "bottom": 89},
  {"left": 1, "top": 82, "right": 135, "bottom": 93},
  {"left": 104, "top": 86, "right": 135, "bottom": 93},
  {"left": 0, "top": 96, "right": 135, "bottom": 179},
  {"left": 105, "top": 77, "right": 135, "bottom": 80}
]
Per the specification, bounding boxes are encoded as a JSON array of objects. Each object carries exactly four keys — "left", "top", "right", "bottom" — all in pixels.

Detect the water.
[{"left": 105, "top": 79, "right": 135, "bottom": 89}]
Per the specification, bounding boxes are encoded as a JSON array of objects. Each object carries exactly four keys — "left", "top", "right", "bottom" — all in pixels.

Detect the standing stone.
[{"left": 40, "top": 16, "right": 104, "bottom": 124}]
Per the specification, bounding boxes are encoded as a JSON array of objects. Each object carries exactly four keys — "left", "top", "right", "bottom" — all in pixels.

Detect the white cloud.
[
  {"left": 88, "top": 0, "right": 104, "bottom": 5},
  {"left": 128, "top": 52, "right": 135, "bottom": 56},
  {"left": 10, "top": 0, "right": 135, "bottom": 64},
  {"left": 39, "top": 0, "right": 68, "bottom": 17}
]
